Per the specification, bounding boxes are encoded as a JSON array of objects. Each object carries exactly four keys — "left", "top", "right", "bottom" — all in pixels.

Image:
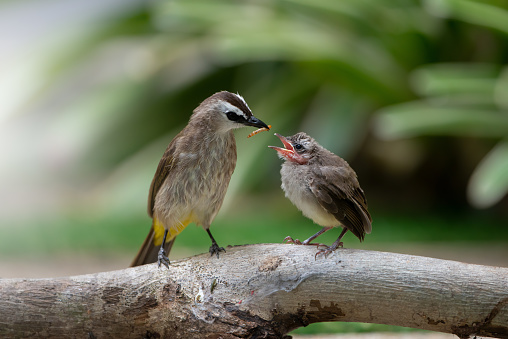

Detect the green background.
[{"left": 0, "top": 0, "right": 507, "bottom": 335}]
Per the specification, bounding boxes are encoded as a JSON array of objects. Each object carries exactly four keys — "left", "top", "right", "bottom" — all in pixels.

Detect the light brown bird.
[
  {"left": 269, "top": 132, "right": 372, "bottom": 256},
  {"left": 131, "top": 91, "right": 268, "bottom": 268}
]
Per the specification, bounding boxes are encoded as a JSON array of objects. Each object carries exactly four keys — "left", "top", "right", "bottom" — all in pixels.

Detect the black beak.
[{"left": 244, "top": 116, "right": 269, "bottom": 129}]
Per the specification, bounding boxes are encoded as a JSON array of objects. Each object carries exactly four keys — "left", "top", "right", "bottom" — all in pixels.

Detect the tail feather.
[{"left": 131, "top": 227, "right": 176, "bottom": 267}]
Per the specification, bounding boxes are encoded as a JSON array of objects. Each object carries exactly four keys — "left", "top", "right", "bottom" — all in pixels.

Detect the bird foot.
[
  {"left": 284, "top": 236, "right": 323, "bottom": 246},
  {"left": 209, "top": 242, "right": 226, "bottom": 258},
  {"left": 158, "top": 247, "right": 170, "bottom": 269},
  {"left": 315, "top": 242, "right": 343, "bottom": 259},
  {"left": 284, "top": 236, "right": 302, "bottom": 245}
]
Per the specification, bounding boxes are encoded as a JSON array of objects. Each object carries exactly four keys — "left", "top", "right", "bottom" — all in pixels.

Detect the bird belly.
[
  {"left": 289, "top": 190, "right": 339, "bottom": 227},
  {"left": 153, "top": 134, "right": 236, "bottom": 237},
  {"left": 281, "top": 167, "right": 339, "bottom": 228}
]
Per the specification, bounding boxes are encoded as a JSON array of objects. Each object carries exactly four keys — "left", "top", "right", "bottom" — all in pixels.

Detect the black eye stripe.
[{"left": 226, "top": 111, "right": 244, "bottom": 122}]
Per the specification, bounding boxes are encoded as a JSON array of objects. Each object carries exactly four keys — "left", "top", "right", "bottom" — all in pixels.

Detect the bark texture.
[{"left": 0, "top": 244, "right": 507, "bottom": 338}]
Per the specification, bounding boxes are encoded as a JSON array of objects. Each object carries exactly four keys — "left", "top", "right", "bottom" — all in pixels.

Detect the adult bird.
[
  {"left": 269, "top": 132, "right": 372, "bottom": 257},
  {"left": 131, "top": 91, "right": 268, "bottom": 268}
]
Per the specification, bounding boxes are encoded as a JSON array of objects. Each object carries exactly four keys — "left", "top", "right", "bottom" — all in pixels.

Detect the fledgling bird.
[
  {"left": 131, "top": 91, "right": 268, "bottom": 268},
  {"left": 269, "top": 132, "right": 372, "bottom": 257}
]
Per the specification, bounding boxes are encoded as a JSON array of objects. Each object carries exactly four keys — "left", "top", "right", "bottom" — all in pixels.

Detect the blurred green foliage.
[
  {"left": 1, "top": 210, "right": 507, "bottom": 257},
  {"left": 2, "top": 0, "right": 508, "bottom": 335},
  {"left": 30, "top": 0, "right": 507, "bottom": 213},
  {"left": 1, "top": 0, "right": 506, "bottom": 264},
  {"left": 374, "top": 63, "right": 508, "bottom": 208}
]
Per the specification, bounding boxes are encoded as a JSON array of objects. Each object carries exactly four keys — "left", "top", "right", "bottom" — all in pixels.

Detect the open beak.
[
  {"left": 244, "top": 116, "right": 269, "bottom": 129},
  {"left": 268, "top": 133, "right": 296, "bottom": 159},
  {"left": 269, "top": 133, "right": 308, "bottom": 164}
]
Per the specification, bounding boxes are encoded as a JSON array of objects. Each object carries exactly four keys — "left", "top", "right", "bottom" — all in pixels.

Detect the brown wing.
[
  {"left": 147, "top": 134, "right": 181, "bottom": 217},
  {"left": 309, "top": 165, "right": 372, "bottom": 241}
]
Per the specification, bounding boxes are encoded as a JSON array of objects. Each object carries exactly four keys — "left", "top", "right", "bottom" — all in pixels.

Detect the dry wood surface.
[{"left": 0, "top": 244, "right": 507, "bottom": 338}]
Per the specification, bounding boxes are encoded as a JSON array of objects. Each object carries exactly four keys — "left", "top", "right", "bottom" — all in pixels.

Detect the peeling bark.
[{"left": 0, "top": 244, "right": 507, "bottom": 338}]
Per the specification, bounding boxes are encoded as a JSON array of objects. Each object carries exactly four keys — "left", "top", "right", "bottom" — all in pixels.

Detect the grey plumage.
[{"left": 269, "top": 132, "right": 372, "bottom": 256}]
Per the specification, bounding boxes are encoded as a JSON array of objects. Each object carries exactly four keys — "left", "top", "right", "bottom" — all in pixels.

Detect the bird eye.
[
  {"left": 294, "top": 143, "right": 304, "bottom": 151},
  {"left": 226, "top": 111, "right": 242, "bottom": 122}
]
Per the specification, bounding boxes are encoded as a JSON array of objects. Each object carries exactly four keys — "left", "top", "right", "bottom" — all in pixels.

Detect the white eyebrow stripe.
[
  {"left": 234, "top": 92, "right": 251, "bottom": 111},
  {"left": 220, "top": 100, "right": 248, "bottom": 120}
]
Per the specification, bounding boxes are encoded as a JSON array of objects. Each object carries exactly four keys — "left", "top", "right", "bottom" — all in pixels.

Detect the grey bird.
[
  {"left": 131, "top": 91, "right": 268, "bottom": 268},
  {"left": 269, "top": 132, "right": 372, "bottom": 256}
]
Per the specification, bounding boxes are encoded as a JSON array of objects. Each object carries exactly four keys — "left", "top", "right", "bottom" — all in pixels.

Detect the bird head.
[
  {"left": 193, "top": 91, "right": 268, "bottom": 133},
  {"left": 268, "top": 132, "right": 315, "bottom": 165}
]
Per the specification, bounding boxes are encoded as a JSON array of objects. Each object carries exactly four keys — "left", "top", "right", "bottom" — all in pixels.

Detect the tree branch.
[{"left": 1, "top": 244, "right": 507, "bottom": 338}]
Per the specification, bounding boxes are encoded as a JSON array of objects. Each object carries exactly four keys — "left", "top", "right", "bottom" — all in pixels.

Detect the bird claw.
[
  {"left": 314, "top": 242, "right": 343, "bottom": 260},
  {"left": 284, "top": 236, "right": 303, "bottom": 245},
  {"left": 209, "top": 243, "right": 226, "bottom": 258},
  {"left": 158, "top": 248, "right": 170, "bottom": 269},
  {"left": 285, "top": 236, "right": 326, "bottom": 247}
]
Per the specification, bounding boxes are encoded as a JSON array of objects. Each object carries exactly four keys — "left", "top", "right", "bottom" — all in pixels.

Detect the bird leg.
[
  {"left": 285, "top": 227, "right": 333, "bottom": 246},
  {"left": 315, "top": 228, "right": 348, "bottom": 258},
  {"left": 206, "top": 229, "right": 226, "bottom": 258},
  {"left": 158, "top": 229, "right": 170, "bottom": 269}
]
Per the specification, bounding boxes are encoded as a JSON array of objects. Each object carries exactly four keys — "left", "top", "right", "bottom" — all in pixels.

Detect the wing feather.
[
  {"left": 147, "top": 135, "right": 180, "bottom": 217},
  {"left": 309, "top": 165, "right": 372, "bottom": 240}
]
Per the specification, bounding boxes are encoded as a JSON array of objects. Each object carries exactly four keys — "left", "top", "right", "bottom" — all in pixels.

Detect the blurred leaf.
[
  {"left": 411, "top": 63, "right": 499, "bottom": 101},
  {"left": 495, "top": 66, "right": 508, "bottom": 110},
  {"left": 46, "top": 8, "right": 154, "bottom": 80},
  {"left": 374, "top": 103, "right": 508, "bottom": 139},
  {"left": 300, "top": 86, "right": 371, "bottom": 156},
  {"left": 154, "top": 0, "right": 410, "bottom": 104},
  {"left": 286, "top": 0, "right": 435, "bottom": 35},
  {"left": 468, "top": 140, "right": 508, "bottom": 208},
  {"left": 425, "top": 0, "right": 508, "bottom": 35}
]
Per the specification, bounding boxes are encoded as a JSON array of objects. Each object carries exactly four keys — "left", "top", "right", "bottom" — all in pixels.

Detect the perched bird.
[
  {"left": 131, "top": 91, "right": 268, "bottom": 268},
  {"left": 269, "top": 132, "right": 372, "bottom": 256}
]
